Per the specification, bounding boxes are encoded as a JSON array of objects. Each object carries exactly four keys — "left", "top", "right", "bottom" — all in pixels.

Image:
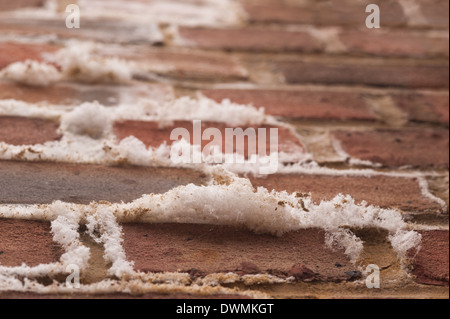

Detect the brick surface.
[
  {"left": 0, "top": 218, "right": 61, "bottom": 267},
  {"left": 392, "top": 93, "right": 449, "bottom": 125},
  {"left": 120, "top": 49, "right": 248, "bottom": 81},
  {"left": 0, "top": 20, "right": 163, "bottom": 44},
  {"left": 410, "top": 230, "right": 449, "bottom": 286},
  {"left": 418, "top": 0, "right": 450, "bottom": 29},
  {"left": 339, "top": 30, "right": 449, "bottom": 58},
  {"left": 179, "top": 27, "right": 323, "bottom": 53},
  {"left": 0, "top": 116, "right": 61, "bottom": 145},
  {"left": 332, "top": 129, "right": 449, "bottom": 168},
  {"left": 0, "top": 42, "right": 59, "bottom": 70},
  {"left": 0, "top": 292, "right": 250, "bottom": 299},
  {"left": 202, "top": 89, "right": 377, "bottom": 121},
  {"left": 277, "top": 61, "right": 450, "bottom": 89},
  {"left": 114, "top": 120, "right": 304, "bottom": 157},
  {"left": 0, "top": 161, "right": 208, "bottom": 204},
  {"left": 241, "top": 0, "right": 407, "bottom": 27},
  {"left": 0, "top": 82, "right": 174, "bottom": 106},
  {"left": 249, "top": 174, "right": 443, "bottom": 214},
  {"left": 122, "top": 224, "right": 354, "bottom": 280},
  {"left": 0, "top": 0, "right": 44, "bottom": 11}
]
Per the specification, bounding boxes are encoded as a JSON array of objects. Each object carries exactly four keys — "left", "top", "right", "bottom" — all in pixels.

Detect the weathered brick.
[
  {"left": 339, "top": 30, "right": 449, "bottom": 58},
  {"left": 241, "top": 0, "right": 407, "bottom": 27},
  {"left": 0, "top": 82, "right": 174, "bottom": 106},
  {"left": 0, "top": 19, "right": 163, "bottom": 44},
  {"left": 410, "top": 230, "right": 449, "bottom": 286},
  {"left": 114, "top": 120, "right": 304, "bottom": 157},
  {"left": 249, "top": 174, "right": 443, "bottom": 214},
  {"left": 0, "top": 292, "right": 250, "bottom": 299},
  {"left": 120, "top": 48, "right": 248, "bottom": 81},
  {"left": 0, "top": 0, "right": 44, "bottom": 11},
  {"left": 0, "top": 42, "right": 59, "bottom": 70},
  {"left": 392, "top": 92, "right": 449, "bottom": 125},
  {"left": 0, "top": 161, "right": 208, "bottom": 204},
  {"left": 202, "top": 89, "right": 377, "bottom": 121},
  {"left": 179, "top": 27, "right": 323, "bottom": 52},
  {"left": 277, "top": 61, "right": 449, "bottom": 89},
  {"left": 332, "top": 129, "right": 449, "bottom": 168},
  {"left": 417, "top": 0, "right": 450, "bottom": 29},
  {"left": 0, "top": 116, "right": 61, "bottom": 145},
  {"left": 122, "top": 224, "right": 354, "bottom": 280},
  {"left": 0, "top": 218, "right": 61, "bottom": 267}
]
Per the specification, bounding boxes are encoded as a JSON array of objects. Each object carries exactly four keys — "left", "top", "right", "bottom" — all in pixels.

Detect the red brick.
[
  {"left": 0, "top": 82, "right": 174, "bottom": 106},
  {"left": 179, "top": 27, "right": 323, "bottom": 53},
  {"left": 418, "top": 0, "right": 450, "bottom": 29},
  {"left": 122, "top": 224, "right": 354, "bottom": 281},
  {"left": 392, "top": 93, "right": 449, "bottom": 125},
  {"left": 332, "top": 129, "right": 449, "bottom": 168},
  {"left": 0, "top": 292, "right": 250, "bottom": 299},
  {"left": 0, "top": 218, "right": 62, "bottom": 267},
  {"left": 0, "top": 116, "right": 61, "bottom": 145},
  {"left": 249, "top": 174, "right": 443, "bottom": 214},
  {"left": 0, "top": 0, "right": 44, "bottom": 11},
  {"left": 277, "top": 61, "right": 449, "bottom": 89},
  {"left": 241, "top": 0, "right": 407, "bottom": 27},
  {"left": 0, "top": 20, "right": 163, "bottom": 44},
  {"left": 0, "top": 42, "right": 59, "bottom": 70},
  {"left": 118, "top": 48, "right": 248, "bottom": 81},
  {"left": 202, "top": 89, "right": 377, "bottom": 121},
  {"left": 114, "top": 120, "right": 304, "bottom": 158},
  {"left": 339, "top": 30, "right": 449, "bottom": 58},
  {"left": 0, "top": 161, "right": 208, "bottom": 205},
  {"left": 409, "top": 230, "right": 449, "bottom": 286}
]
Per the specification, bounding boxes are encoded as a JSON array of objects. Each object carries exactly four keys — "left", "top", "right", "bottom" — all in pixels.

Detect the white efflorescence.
[
  {"left": 52, "top": 42, "right": 134, "bottom": 84},
  {"left": 0, "top": 60, "right": 62, "bottom": 87}
]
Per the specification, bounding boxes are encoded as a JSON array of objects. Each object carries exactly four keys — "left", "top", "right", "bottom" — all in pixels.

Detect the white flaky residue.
[
  {"left": 0, "top": 167, "right": 422, "bottom": 265},
  {"left": 52, "top": 42, "right": 133, "bottom": 84},
  {"left": 0, "top": 60, "right": 62, "bottom": 87}
]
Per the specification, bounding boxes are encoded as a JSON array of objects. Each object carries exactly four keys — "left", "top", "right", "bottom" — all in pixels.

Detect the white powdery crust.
[
  {"left": 52, "top": 42, "right": 133, "bottom": 84},
  {"left": 0, "top": 60, "right": 62, "bottom": 87}
]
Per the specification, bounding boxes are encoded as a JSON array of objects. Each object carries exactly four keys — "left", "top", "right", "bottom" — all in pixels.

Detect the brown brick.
[
  {"left": 179, "top": 27, "right": 323, "bottom": 52},
  {"left": 339, "top": 30, "right": 449, "bottom": 58},
  {"left": 410, "top": 230, "right": 449, "bottom": 286},
  {"left": 202, "top": 89, "right": 377, "bottom": 121},
  {"left": 0, "top": 42, "right": 59, "bottom": 70},
  {"left": 277, "top": 61, "right": 449, "bottom": 89},
  {"left": 0, "top": 292, "right": 251, "bottom": 299},
  {"left": 392, "top": 93, "right": 449, "bottom": 125},
  {"left": 114, "top": 120, "right": 304, "bottom": 158},
  {"left": 0, "top": 0, "right": 44, "bottom": 11},
  {"left": 418, "top": 0, "right": 450, "bottom": 29},
  {"left": 332, "top": 129, "right": 449, "bottom": 168},
  {"left": 249, "top": 174, "right": 443, "bottom": 214},
  {"left": 0, "top": 82, "right": 174, "bottom": 106},
  {"left": 0, "top": 116, "right": 61, "bottom": 145},
  {"left": 0, "top": 161, "right": 208, "bottom": 205},
  {"left": 242, "top": 0, "right": 407, "bottom": 27},
  {"left": 120, "top": 48, "right": 248, "bottom": 81},
  {"left": 0, "top": 20, "right": 163, "bottom": 44},
  {"left": 122, "top": 224, "right": 354, "bottom": 280},
  {"left": 0, "top": 218, "right": 62, "bottom": 267}
]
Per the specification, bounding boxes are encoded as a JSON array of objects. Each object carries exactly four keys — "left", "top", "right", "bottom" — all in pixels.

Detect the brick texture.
[
  {"left": 249, "top": 174, "right": 443, "bottom": 214},
  {"left": 0, "top": 42, "right": 59, "bottom": 70},
  {"left": 277, "top": 61, "right": 450, "bottom": 89},
  {"left": 332, "top": 129, "right": 449, "bottom": 168},
  {"left": 0, "top": 116, "right": 61, "bottom": 145},
  {"left": 202, "top": 89, "right": 377, "bottom": 121},
  {"left": 0, "top": 219, "right": 61, "bottom": 267}
]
